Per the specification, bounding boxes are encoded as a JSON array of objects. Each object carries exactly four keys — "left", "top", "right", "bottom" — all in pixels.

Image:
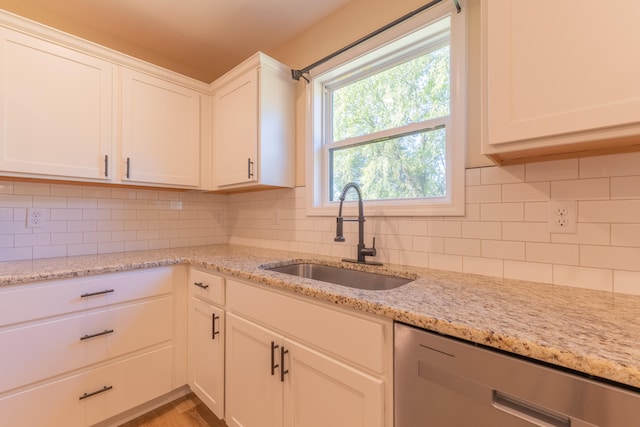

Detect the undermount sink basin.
[{"left": 265, "top": 263, "right": 413, "bottom": 291}]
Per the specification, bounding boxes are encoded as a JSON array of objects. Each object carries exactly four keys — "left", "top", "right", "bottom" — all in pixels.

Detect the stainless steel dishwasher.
[{"left": 394, "top": 323, "right": 640, "bottom": 427}]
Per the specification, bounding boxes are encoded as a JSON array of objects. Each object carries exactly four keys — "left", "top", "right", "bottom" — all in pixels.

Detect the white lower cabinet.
[
  {"left": 225, "top": 279, "right": 392, "bottom": 427},
  {"left": 188, "top": 268, "right": 226, "bottom": 419},
  {"left": 0, "top": 346, "right": 173, "bottom": 427},
  {"left": 0, "top": 267, "right": 182, "bottom": 427}
]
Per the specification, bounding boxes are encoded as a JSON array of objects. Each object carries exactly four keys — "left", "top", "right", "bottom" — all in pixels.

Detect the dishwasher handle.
[{"left": 492, "top": 390, "right": 570, "bottom": 427}]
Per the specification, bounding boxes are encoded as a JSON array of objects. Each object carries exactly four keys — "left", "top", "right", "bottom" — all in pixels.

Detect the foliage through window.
[
  {"left": 329, "top": 45, "right": 450, "bottom": 201},
  {"left": 307, "top": 2, "right": 466, "bottom": 216}
]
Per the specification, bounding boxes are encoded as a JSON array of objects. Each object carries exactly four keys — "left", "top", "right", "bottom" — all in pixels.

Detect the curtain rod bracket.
[{"left": 291, "top": 69, "right": 309, "bottom": 82}]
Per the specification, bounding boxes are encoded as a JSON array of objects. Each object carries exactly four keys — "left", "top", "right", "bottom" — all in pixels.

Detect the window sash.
[{"left": 305, "top": 0, "right": 465, "bottom": 217}]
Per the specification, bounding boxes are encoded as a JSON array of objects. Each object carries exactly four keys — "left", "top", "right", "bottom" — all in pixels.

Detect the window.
[{"left": 307, "top": 1, "right": 466, "bottom": 216}]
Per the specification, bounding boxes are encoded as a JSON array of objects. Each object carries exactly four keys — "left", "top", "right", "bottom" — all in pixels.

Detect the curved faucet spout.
[{"left": 334, "top": 182, "right": 381, "bottom": 265}]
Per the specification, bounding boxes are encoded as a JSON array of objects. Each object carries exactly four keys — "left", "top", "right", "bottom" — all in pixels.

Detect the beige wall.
[{"left": 0, "top": 0, "right": 208, "bottom": 80}]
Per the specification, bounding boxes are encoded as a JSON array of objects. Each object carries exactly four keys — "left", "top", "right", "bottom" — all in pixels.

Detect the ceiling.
[{"left": 3, "top": 0, "right": 353, "bottom": 82}]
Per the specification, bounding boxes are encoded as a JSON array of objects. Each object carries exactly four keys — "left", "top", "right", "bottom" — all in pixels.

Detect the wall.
[
  {"left": 227, "top": 152, "right": 640, "bottom": 296},
  {"left": 0, "top": 181, "right": 227, "bottom": 262}
]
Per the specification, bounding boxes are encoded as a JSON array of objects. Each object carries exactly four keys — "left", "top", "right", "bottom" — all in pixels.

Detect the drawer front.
[
  {"left": 0, "top": 267, "right": 174, "bottom": 326},
  {"left": 0, "top": 346, "right": 173, "bottom": 427},
  {"left": 189, "top": 268, "right": 225, "bottom": 305},
  {"left": 226, "top": 279, "right": 388, "bottom": 374},
  {"left": 0, "top": 297, "right": 173, "bottom": 394}
]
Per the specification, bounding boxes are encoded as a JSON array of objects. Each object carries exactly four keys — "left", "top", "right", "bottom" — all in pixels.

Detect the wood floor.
[{"left": 119, "top": 393, "right": 227, "bottom": 427}]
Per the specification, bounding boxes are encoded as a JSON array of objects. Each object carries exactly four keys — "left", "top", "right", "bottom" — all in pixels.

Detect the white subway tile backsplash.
[
  {"left": 551, "top": 223, "right": 610, "bottom": 245},
  {"left": 465, "top": 168, "right": 481, "bottom": 186},
  {"left": 553, "top": 265, "right": 612, "bottom": 291},
  {"left": 503, "top": 222, "right": 549, "bottom": 243},
  {"left": 580, "top": 245, "right": 640, "bottom": 271},
  {"left": 525, "top": 159, "right": 579, "bottom": 182},
  {"left": 580, "top": 152, "right": 640, "bottom": 178},
  {"left": 3, "top": 151, "right": 640, "bottom": 293},
  {"left": 504, "top": 260, "right": 552, "bottom": 284},
  {"left": 482, "top": 240, "right": 525, "bottom": 260},
  {"left": 551, "top": 178, "right": 610, "bottom": 200},
  {"left": 481, "top": 165, "right": 525, "bottom": 184},
  {"left": 428, "top": 220, "right": 461, "bottom": 238},
  {"left": 444, "top": 238, "right": 481, "bottom": 256},
  {"left": 611, "top": 224, "right": 640, "bottom": 247},
  {"left": 463, "top": 256, "right": 503, "bottom": 278},
  {"left": 14, "top": 182, "right": 50, "bottom": 196},
  {"left": 429, "top": 253, "right": 463, "bottom": 272},
  {"left": 611, "top": 176, "right": 640, "bottom": 199},
  {"left": 461, "top": 221, "right": 501, "bottom": 240},
  {"left": 613, "top": 270, "right": 640, "bottom": 295},
  {"left": 466, "top": 185, "right": 501, "bottom": 203},
  {"left": 526, "top": 242, "right": 579, "bottom": 265},
  {"left": 480, "top": 203, "right": 524, "bottom": 222},
  {"left": 502, "top": 182, "right": 549, "bottom": 202},
  {"left": 524, "top": 202, "right": 548, "bottom": 222},
  {"left": 580, "top": 200, "right": 640, "bottom": 223}
]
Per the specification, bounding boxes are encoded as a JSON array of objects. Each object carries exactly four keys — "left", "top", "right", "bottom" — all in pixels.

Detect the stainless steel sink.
[{"left": 265, "top": 263, "right": 413, "bottom": 290}]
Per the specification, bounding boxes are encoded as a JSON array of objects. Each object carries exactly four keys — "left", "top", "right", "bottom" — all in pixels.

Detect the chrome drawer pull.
[
  {"left": 80, "top": 289, "right": 114, "bottom": 298},
  {"left": 193, "top": 282, "right": 209, "bottom": 290},
  {"left": 79, "top": 385, "right": 113, "bottom": 400},
  {"left": 80, "top": 329, "right": 114, "bottom": 341}
]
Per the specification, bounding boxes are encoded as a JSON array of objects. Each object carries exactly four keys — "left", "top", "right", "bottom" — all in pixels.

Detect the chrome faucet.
[{"left": 334, "top": 182, "right": 382, "bottom": 265}]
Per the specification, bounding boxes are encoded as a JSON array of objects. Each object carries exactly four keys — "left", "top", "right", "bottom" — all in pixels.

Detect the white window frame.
[{"left": 305, "top": 1, "right": 466, "bottom": 217}]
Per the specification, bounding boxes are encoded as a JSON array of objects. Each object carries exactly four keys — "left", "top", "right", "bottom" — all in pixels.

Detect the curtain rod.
[{"left": 290, "top": 0, "right": 461, "bottom": 82}]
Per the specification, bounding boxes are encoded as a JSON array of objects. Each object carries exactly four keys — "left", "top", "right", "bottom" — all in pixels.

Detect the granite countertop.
[{"left": 1, "top": 244, "right": 639, "bottom": 391}]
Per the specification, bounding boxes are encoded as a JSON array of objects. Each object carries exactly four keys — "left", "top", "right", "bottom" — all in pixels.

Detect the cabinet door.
[
  {"left": 213, "top": 69, "right": 258, "bottom": 187},
  {"left": 225, "top": 313, "right": 282, "bottom": 427},
  {"left": 189, "top": 297, "right": 225, "bottom": 419},
  {"left": 121, "top": 68, "right": 200, "bottom": 187},
  {"left": 283, "top": 338, "right": 385, "bottom": 427},
  {"left": 482, "top": 1, "right": 640, "bottom": 159},
  {"left": 0, "top": 28, "right": 114, "bottom": 180}
]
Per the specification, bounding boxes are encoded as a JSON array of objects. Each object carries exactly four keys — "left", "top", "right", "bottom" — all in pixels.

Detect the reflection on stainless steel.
[{"left": 266, "top": 263, "right": 412, "bottom": 290}]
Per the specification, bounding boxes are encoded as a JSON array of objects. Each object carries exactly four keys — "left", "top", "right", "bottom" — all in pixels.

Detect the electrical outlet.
[
  {"left": 26, "top": 208, "right": 46, "bottom": 228},
  {"left": 548, "top": 201, "right": 576, "bottom": 234}
]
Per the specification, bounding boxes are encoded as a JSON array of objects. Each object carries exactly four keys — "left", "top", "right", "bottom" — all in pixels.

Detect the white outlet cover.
[{"left": 548, "top": 201, "right": 577, "bottom": 234}]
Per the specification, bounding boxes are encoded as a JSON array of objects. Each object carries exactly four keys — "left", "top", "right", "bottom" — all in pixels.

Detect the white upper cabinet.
[
  {"left": 481, "top": 0, "right": 640, "bottom": 164},
  {"left": 212, "top": 52, "right": 294, "bottom": 191},
  {"left": 0, "top": 26, "right": 114, "bottom": 181},
  {"left": 121, "top": 68, "right": 202, "bottom": 188}
]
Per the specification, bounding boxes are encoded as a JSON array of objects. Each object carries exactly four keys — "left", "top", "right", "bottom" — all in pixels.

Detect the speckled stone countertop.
[{"left": 1, "top": 244, "right": 639, "bottom": 391}]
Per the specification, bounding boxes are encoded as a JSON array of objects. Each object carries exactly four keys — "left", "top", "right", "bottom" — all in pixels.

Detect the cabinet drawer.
[
  {"left": 226, "top": 280, "right": 388, "bottom": 374},
  {"left": 0, "top": 346, "right": 173, "bottom": 427},
  {"left": 189, "top": 268, "right": 224, "bottom": 305},
  {"left": 0, "top": 297, "right": 173, "bottom": 394},
  {"left": 0, "top": 267, "right": 174, "bottom": 326}
]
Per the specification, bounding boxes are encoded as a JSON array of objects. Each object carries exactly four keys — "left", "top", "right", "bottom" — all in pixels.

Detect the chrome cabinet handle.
[
  {"left": 270, "top": 341, "right": 279, "bottom": 376},
  {"left": 212, "top": 314, "right": 220, "bottom": 340},
  {"left": 79, "top": 385, "right": 112, "bottom": 400},
  {"left": 80, "top": 329, "right": 114, "bottom": 341},
  {"left": 80, "top": 289, "right": 114, "bottom": 298},
  {"left": 193, "top": 282, "right": 209, "bottom": 290},
  {"left": 126, "top": 157, "right": 131, "bottom": 179},
  {"left": 280, "top": 346, "right": 289, "bottom": 382},
  {"left": 104, "top": 155, "right": 109, "bottom": 177}
]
